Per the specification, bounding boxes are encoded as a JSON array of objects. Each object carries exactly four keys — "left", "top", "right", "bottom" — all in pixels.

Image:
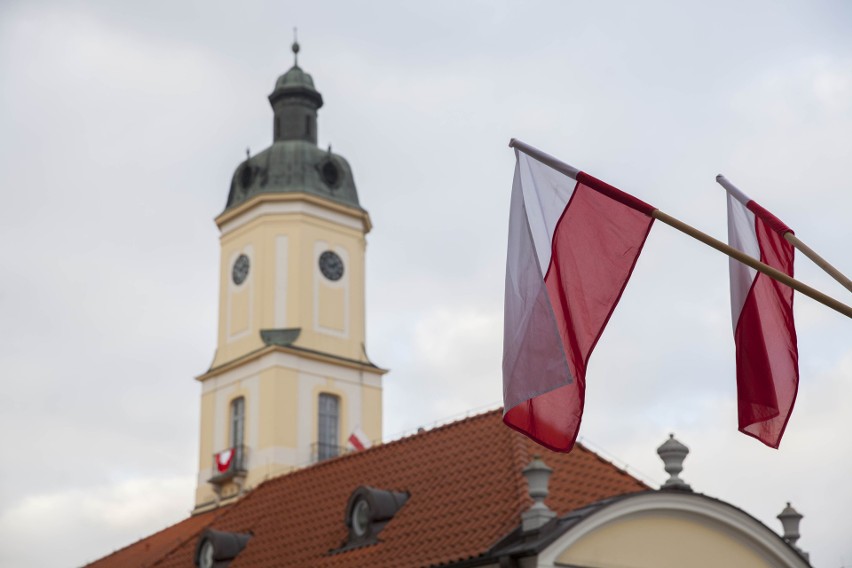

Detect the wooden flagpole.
[
  {"left": 783, "top": 233, "right": 852, "bottom": 294},
  {"left": 716, "top": 174, "right": 852, "bottom": 295},
  {"left": 650, "top": 210, "right": 852, "bottom": 319},
  {"left": 508, "top": 139, "right": 852, "bottom": 320}
]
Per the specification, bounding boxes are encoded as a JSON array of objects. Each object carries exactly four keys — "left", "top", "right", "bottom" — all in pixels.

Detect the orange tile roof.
[
  {"left": 128, "top": 409, "right": 648, "bottom": 567},
  {"left": 84, "top": 506, "right": 228, "bottom": 568}
]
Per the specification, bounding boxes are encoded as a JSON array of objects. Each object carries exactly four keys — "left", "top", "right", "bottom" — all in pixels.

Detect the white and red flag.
[
  {"left": 215, "top": 448, "right": 234, "bottom": 473},
  {"left": 347, "top": 426, "right": 371, "bottom": 451},
  {"left": 725, "top": 183, "right": 798, "bottom": 448},
  {"left": 503, "top": 143, "right": 655, "bottom": 452}
]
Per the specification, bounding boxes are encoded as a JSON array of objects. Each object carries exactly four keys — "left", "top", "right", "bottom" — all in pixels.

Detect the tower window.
[
  {"left": 230, "top": 397, "right": 245, "bottom": 449},
  {"left": 320, "top": 161, "right": 340, "bottom": 188},
  {"left": 239, "top": 164, "right": 253, "bottom": 189},
  {"left": 318, "top": 393, "right": 340, "bottom": 461},
  {"left": 208, "top": 397, "right": 248, "bottom": 484}
]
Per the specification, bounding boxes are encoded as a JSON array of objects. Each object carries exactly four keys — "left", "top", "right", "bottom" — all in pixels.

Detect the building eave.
[
  {"left": 196, "top": 344, "right": 387, "bottom": 382},
  {"left": 215, "top": 192, "right": 372, "bottom": 234}
]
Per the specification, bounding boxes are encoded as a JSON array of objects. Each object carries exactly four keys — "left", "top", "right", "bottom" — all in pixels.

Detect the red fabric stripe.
[
  {"left": 576, "top": 171, "right": 656, "bottom": 216},
  {"left": 747, "top": 200, "right": 793, "bottom": 236},
  {"left": 348, "top": 434, "right": 366, "bottom": 452},
  {"left": 735, "top": 214, "right": 798, "bottom": 448},
  {"left": 216, "top": 450, "right": 233, "bottom": 473},
  {"left": 506, "top": 181, "right": 653, "bottom": 452},
  {"left": 504, "top": 386, "right": 579, "bottom": 452}
]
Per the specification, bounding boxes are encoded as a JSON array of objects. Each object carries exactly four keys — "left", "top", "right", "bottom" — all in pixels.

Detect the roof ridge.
[
  {"left": 247, "top": 407, "right": 506, "bottom": 488},
  {"left": 574, "top": 441, "right": 652, "bottom": 490}
]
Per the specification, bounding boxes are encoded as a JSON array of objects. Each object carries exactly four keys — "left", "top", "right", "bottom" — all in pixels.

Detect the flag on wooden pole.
[
  {"left": 503, "top": 140, "right": 655, "bottom": 452},
  {"left": 723, "top": 180, "right": 798, "bottom": 448},
  {"left": 505, "top": 141, "right": 848, "bottom": 452},
  {"left": 718, "top": 175, "right": 852, "bottom": 294}
]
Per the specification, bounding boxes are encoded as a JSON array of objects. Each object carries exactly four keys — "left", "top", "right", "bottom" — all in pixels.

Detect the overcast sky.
[{"left": 1, "top": 1, "right": 850, "bottom": 566}]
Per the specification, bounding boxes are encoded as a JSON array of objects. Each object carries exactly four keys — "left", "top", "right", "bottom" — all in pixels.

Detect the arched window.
[
  {"left": 318, "top": 393, "right": 340, "bottom": 461},
  {"left": 230, "top": 397, "right": 245, "bottom": 449}
]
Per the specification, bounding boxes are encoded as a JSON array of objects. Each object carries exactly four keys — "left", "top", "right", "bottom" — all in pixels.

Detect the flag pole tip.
[
  {"left": 509, "top": 138, "right": 519, "bottom": 148},
  {"left": 715, "top": 174, "right": 725, "bottom": 182}
]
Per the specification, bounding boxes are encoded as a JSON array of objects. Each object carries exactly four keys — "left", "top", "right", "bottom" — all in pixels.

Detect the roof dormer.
[
  {"left": 194, "top": 528, "right": 251, "bottom": 568},
  {"left": 336, "top": 486, "right": 409, "bottom": 552}
]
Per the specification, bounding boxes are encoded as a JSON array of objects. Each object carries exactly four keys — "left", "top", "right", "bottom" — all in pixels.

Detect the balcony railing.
[
  {"left": 208, "top": 445, "right": 248, "bottom": 485},
  {"left": 311, "top": 442, "right": 350, "bottom": 463}
]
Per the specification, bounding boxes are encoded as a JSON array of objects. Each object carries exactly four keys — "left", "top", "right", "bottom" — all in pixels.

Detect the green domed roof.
[
  {"left": 226, "top": 141, "right": 360, "bottom": 210},
  {"left": 268, "top": 40, "right": 323, "bottom": 109},
  {"left": 275, "top": 65, "right": 316, "bottom": 90},
  {"left": 224, "top": 42, "right": 360, "bottom": 212},
  {"left": 269, "top": 64, "right": 323, "bottom": 109}
]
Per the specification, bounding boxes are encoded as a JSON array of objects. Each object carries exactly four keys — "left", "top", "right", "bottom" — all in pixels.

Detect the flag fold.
[{"left": 503, "top": 147, "right": 655, "bottom": 452}]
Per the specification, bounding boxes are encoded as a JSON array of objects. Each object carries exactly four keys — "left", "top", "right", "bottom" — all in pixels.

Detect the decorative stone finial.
[
  {"left": 657, "top": 434, "right": 692, "bottom": 491},
  {"left": 292, "top": 28, "right": 300, "bottom": 66},
  {"left": 777, "top": 502, "right": 808, "bottom": 560},
  {"left": 777, "top": 502, "right": 803, "bottom": 546},
  {"left": 521, "top": 455, "right": 556, "bottom": 532}
]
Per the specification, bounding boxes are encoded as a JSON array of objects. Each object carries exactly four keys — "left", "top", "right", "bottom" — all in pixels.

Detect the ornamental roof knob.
[
  {"left": 521, "top": 455, "right": 556, "bottom": 532},
  {"left": 777, "top": 502, "right": 803, "bottom": 546},
  {"left": 657, "top": 433, "right": 692, "bottom": 491},
  {"left": 777, "top": 502, "right": 808, "bottom": 560}
]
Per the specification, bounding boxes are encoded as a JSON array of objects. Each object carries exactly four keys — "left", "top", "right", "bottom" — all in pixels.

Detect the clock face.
[
  {"left": 319, "top": 250, "right": 344, "bottom": 281},
  {"left": 232, "top": 254, "right": 250, "bottom": 285}
]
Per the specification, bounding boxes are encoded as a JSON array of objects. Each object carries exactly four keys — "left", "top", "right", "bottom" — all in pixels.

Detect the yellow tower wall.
[
  {"left": 211, "top": 197, "right": 369, "bottom": 368},
  {"left": 195, "top": 194, "right": 383, "bottom": 511}
]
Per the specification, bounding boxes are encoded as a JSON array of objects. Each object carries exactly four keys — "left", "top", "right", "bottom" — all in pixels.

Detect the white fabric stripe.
[
  {"left": 727, "top": 193, "right": 759, "bottom": 328},
  {"left": 505, "top": 159, "right": 536, "bottom": 299},
  {"left": 515, "top": 150, "right": 577, "bottom": 278},
  {"left": 503, "top": 159, "right": 572, "bottom": 408}
]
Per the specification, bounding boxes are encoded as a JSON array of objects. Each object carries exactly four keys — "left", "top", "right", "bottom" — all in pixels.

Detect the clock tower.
[{"left": 194, "top": 42, "right": 385, "bottom": 511}]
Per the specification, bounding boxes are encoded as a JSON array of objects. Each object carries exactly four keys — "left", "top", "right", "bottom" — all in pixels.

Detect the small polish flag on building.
[
  {"left": 215, "top": 448, "right": 234, "bottom": 473},
  {"left": 347, "top": 427, "right": 371, "bottom": 451}
]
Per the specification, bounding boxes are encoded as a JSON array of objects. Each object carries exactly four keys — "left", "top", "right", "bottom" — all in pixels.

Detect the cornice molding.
[
  {"left": 215, "top": 192, "right": 372, "bottom": 235},
  {"left": 196, "top": 344, "right": 387, "bottom": 382}
]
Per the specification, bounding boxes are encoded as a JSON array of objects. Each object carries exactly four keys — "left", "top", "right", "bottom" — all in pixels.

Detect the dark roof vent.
[
  {"left": 195, "top": 528, "right": 251, "bottom": 568},
  {"left": 336, "top": 486, "right": 409, "bottom": 552}
]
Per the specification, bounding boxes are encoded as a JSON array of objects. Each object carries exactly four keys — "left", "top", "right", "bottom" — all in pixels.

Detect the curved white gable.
[{"left": 536, "top": 491, "right": 809, "bottom": 568}]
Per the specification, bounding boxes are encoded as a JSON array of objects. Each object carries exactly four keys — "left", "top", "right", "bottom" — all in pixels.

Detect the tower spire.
[{"left": 292, "top": 27, "right": 300, "bottom": 67}]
